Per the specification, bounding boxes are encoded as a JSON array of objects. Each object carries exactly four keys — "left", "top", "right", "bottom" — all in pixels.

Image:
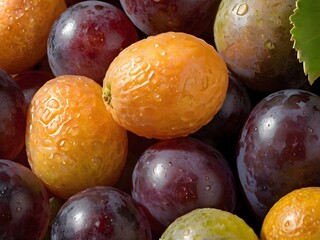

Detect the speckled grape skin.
[
  {"left": 0, "top": 0, "right": 67, "bottom": 74},
  {"left": 160, "top": 208, "right": 258, "bottom": 240},
  {"left": 261, "top": 187, "right": 320, "bottom": 239},
  {"left": 214, "top": 0, "right": 307, "bottom": 91},
  {"left": 103, "top": 32, "right": 229, "bottom": 139},
  {"left": 25, "top": 75, "right": 128, "bottom": 199},
  {"left": 119, "top": 0, "right": 220, "bottom": 36},
  {"left": 132, "top": 137, "right": 236, "bottom": 234},
  {"left": 0, "top": 159, "right": 50, "bottom": 240},
  {"left": 51, "top": 186, "right": 152, "bottom": 240},
  {"left": 0, "top": 69, "right": 27, "bottom": 160},
  {"left": 237, "top": 89, "right": 320, "bottom": 222},
  {"left": 47, "top": 1, "right": 139, "bottom": 84}
]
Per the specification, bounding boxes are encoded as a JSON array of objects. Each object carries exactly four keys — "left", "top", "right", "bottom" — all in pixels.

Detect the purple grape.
[
  {"left": 236, "top": 89, "right": 320, "bottom": 222},
  {"left": 0, "top": 159, "right": 50, "bottom": 239},
  {"left": 47, "top": 1, "right": 139, "bottom": 84},
  {"left": 120, "top": 0, "right": 221, "bottom": 36},
  {"left": 132, "top": 137, "right": 237, "bottom": 234},
  {"left": 193, "top": 73, "right": 252, "bottom": 155},
  {"left": 13, "top": 70, "right": 54, "bottom": 106},
  {"left": 0, "top": 69, "right": 27, "bottom": 160},
  {"left": 51, "top": 186, "right": 152, "bottom": 239},
  {"left": 66, "top": 0, "right": 122, "bottom": 8}
]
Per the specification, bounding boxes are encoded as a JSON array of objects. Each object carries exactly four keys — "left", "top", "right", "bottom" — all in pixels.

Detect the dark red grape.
[
  {"left": 13, "top": 70, "right": 54, "bottom": 106},
  {"left": 0, "top": 159, "right": 50, "bottom": 240},
  {"left": 193, "top": 73, "right": 252, "bottom": 155},
  {"left": 0, "top": 69, "right": 27, "bottom": 160},
  {"left": 115, "top": 132, "right": 158, "bottom": 194},
  {"left": 47, "top": 1, "right": 139, "bottom": 84},
  {"left": 132, "top": 137, "right": 237, "bottom": 234},
  {"left": 237, "top": 89, "right": 320, "bottom": 222},
  {"left": 51, "top": 186, "right": 152, "bottom": 239},
  {"left": 66, "top": 0, "right": 122, "bottom": 8},
  {"left": 120, "top": 0, "right": 221, "bottom": 36}
]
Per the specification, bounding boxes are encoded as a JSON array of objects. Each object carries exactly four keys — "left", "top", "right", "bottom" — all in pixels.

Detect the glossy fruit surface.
[
  {"left": 120, "top": 0, "right": 220, "bottom": 36},
  {"left": 214, "top": 0, "right": 306, "bottom": 91},
  {"left": 0, "top": 159, "right": 50, "bottom": 240},
  {"left": 0, "top": 0, "right": 67, "bottom": 74},
  {"left": 261, "top": 187, "right": 320, "bottom": 239},
  {"left": 26, "top": 75, "right": 128, "bottom": 199},
  {"left": 0, "top": 69, "right": 27, "bottom": 160},
  {"left": 193, "top": 72, "right": 252, "bottom": 151},
  {"left": 160, "top": 208, "right": 258, "bottom": 239},
  {"left": 51, "top": 186, "right": 152, "bottom": 240},
  {"left": 103, "top": 31, "right": 228, "bottom": 139},
  {"left": 14, "top": 70, "right": 54, "bottom": 106},
  {"left": 132, "top": 137, "right": 236, "bottom": 234},
  {"left": 237, "top": 89, "right": 320, "bottom": 221},
  {"left": 48, "top": 1, "right": 139, "bottom": 84}
]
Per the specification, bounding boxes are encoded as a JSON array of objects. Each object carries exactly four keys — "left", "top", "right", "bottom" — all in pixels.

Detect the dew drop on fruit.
[
  {"left": 264, "top": 40, "right": 276, "bottom": 49},
  {"left": 307, "top": 126, "right": 314, "bottom": 133},
  {"left": 274, "top": 17, "right": 282, "bottom": 25},
  {"left": 235, "top": 3, "right": 249, "bottom": 16},
  {"left": 183, "top": 229, "right": 190, "bottom": 236}
]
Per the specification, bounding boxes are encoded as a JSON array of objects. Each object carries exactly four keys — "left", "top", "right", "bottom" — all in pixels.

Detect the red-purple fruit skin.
[
  {"left": 132, "top": 137, "right": 237, "bottom": 234},
  {"left": 237, "top": 89, "right": 320, "bottom": 222},
  {"left": 120, "top": 0, "right": 221, "bottom": 36}
]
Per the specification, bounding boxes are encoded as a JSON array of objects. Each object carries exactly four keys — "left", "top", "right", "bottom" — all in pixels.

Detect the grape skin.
[
  {"left": 237, "top": 89, "right": 320, "bottom": 221},
  {"left": 51, "top": 186, "right": 152, "bottom": 239},
  {"left": 132, "top": 137, "right": 237, "bottom": 234},
  {"left": 0, "top": 69, "right": 27, "bottom": 160},
  {"left": 120, "top": 0, "right": 220, "bottom": 36},
  {"left": 47, "top": 1, "right": 139, "bottom": 84},
  {"left": 0, "top": 159, "right": 50, "bottom": 240}
]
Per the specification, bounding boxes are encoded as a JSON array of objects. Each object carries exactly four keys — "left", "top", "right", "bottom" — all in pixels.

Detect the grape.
[
  {"left": 132, "top": 137, "right": 237, "bottom": 234},
  {"left": 213, "top": 0, "right": 307, "bottom": 92},
  {"left": 120, "top": 0, "right": 221, "bottom": 36},
  {"left": 193, "top": 73, "right": 252, "bottom": 158},
  {"left": 51, "top": 186, "right": 152, "bottom": 239},
  {"left": 0, "top": 69, "right": 27, "bottom": 160},
  {"left": 66, "top": 0, "right": 122, "bottom": 8},
  {"left": 115, "top": 132, "right": 158, "bottom": 194},
  {"left": 47, "top": 1, "right": 139, "bottom": 84},
  {"left": 237, "top": 89, "right": 320, "bottom": 221},
  {"left": 0, "top": 159, "right": 50, "bottom": 240},
  {"left": 13, "top": 70, "right": 54, "bottom": 106}
]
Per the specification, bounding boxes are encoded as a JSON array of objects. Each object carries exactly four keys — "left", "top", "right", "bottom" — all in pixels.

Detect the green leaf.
[{"left": 290, "top": 0, "right": 320, "bottom": 85}]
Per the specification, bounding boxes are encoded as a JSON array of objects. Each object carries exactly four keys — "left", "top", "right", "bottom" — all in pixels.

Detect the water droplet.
[
  {"left": 205, "top": 185, "right": 211, "bottom": 190},
  {"left": 160, "top": 51, "right": 166, "bottom": 56},
  {"left": 274, "top": 17, "right": 282, "bottom": 25},
  {"left": 168, "top": 162, "right": 172, "bottom": 166},
  {"left": 16, "top": 207, "right": 22, "bottom": 212},
  {"left": 154, "top": 43, "right": 159, "bottom": 48},
  {"left": 254, "top": 127, "right": 258, "bottom": 131},
  {"left": 58, "top": 139, "right": 69, "bottom": 152},
  {"left": 134, "top": 57, "right": 142, "bottom": 63},
  {"left": 284, "top": 220, "right": 291, "bottom": 227},
  {"left": 236, "top": 3, "right": 248, "bottom": 16},
  {"left": 184, "top": 230, "right": 190, "bottom": 236},
  {"left": 91, "top": 157, "right": 102, "bottom": 167},
  {"left": 264, "top": 40, "right": 275, "bottom": 49},
  {"left": 307, "top": 126, "right": 314, "bottom": 133},
  {"left": 205, "top": 176, "right": 209, "bottom": 181}
]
